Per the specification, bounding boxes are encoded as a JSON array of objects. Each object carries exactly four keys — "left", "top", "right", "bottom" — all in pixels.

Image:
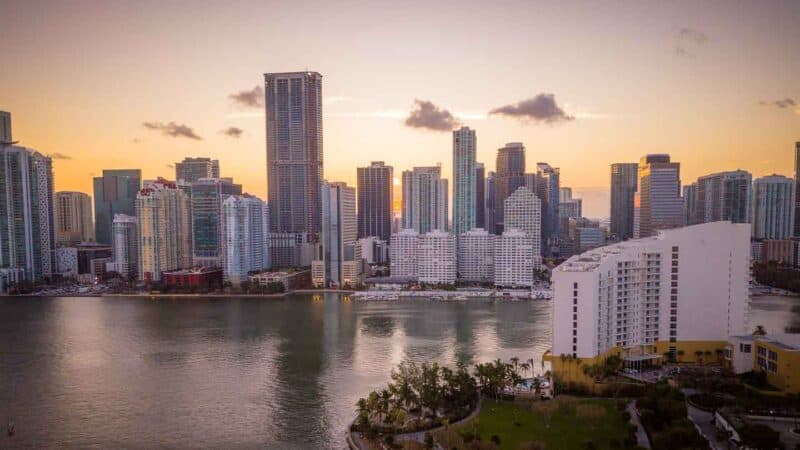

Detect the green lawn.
[{"left": 440, "top": 398, "right": 634, "bottom": 450}]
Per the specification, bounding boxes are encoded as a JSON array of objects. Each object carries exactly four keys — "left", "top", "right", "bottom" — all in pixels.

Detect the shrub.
[
  {"left": 490, "top": 434, "right": 501, "bottom": 445},
  {"left": 738, "top": 424, "right": 781, "bottom": 450}
]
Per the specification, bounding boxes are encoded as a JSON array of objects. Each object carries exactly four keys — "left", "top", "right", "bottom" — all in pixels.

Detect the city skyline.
[{"left": 2, "top": 1, "right": 798, "bottom": 219}]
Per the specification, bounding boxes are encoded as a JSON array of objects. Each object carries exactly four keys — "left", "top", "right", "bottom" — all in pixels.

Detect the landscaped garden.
[{"left": 434, "top": 397, "right": 637, "bottom": 450}]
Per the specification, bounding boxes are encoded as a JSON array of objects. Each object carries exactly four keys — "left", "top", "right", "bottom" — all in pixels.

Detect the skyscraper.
[
  {"left": 315, "top": 181, "right": 358, "bottom": 287},
  {"left": 682, "top": 183, "right": 697, "bottom": 225},
  {"left": 752, "top": 175, "right": 795, "bottom": 240},
  {"left": 475, "top": 162, "right": 486, "bottom": 230},
  {"left": 264, "top": 71, "right": 323, "bottom": 238},
  {"left": 389, "top": 228, "right": 419, "bottom": 278},
  {"left": 637, "top": 154, "right": 683, "bottom": 238},
  {"left": 191, "top": 178, "right": 242, "bottom": 267},
  {"left": 485, "top": 171, "right": 496, "bottom": 234},
  {"left": 93, "top": 169, "right": 141, "bottom": 245},
  {"left": 495, "top": 229, "right": 536, "bottom": 288},
  {"left": 175, "top": 157, "right": 220, "bottom": 183},
  {"left": 693, "top": 170, "right": 752, "bottom": 225},
  {"left": 452, "top": 126, "right": 477, "bottom": 235},
  {"left": 0, "top": 111, "right": 11, "bottom": 143},
  {"left": 357, "top": 161, "right": 393, "bottom": 241},
  {"left": 794, "top": 142, "right": 800, "bottom": 238},
  {"left": 54, "top": 191, "right": 94, "bottom": 245},
  {"left": 417, "top": 230, "right": 456, "bottom": 285},
  {"left": 457, "top": 228, "right": 494, "bottom": 283},
  {"left": 401, "top": 166, "right": 448, "bottom": 233},
  {"left": 0, "top": 145, "right": 55, "bottom": 282},
  {"left": 535, "top": 162, "right": 560, "bottom": 243},
  {"left": 503, "top": 186, "right": 542, "bottom": 269},
  {"left": 222, "top": 195, "right": 270, "bottom": 284},
  {"left": 109, "top": 214, "right": 137, "bottom": 280},
  {"left": 494, "top": 143, "right": 526, "bottom": 234},
  {"left": 610, "top": 163, "right": 638, "bottom": 241},
  {"left": 136, "top": 178, "right": 192, "bottom": 281}
]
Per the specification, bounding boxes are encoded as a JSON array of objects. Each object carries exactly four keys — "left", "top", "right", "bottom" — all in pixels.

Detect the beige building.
[
  {"left": 55, "top": 191, "right": 94, "bottom": 245},
  {"left": 136, "top": 178, "right": 192, "bottom": 282}
]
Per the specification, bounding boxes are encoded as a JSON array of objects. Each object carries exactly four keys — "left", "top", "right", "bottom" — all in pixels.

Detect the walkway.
[{"left": 626, "top": 401, "right": 651, "bottom": 449}]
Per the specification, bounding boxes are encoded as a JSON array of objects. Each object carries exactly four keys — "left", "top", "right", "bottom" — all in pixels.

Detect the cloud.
[
  {"left": 229, "top": 86, "right": 264, "bottom": 108},
  {"left": 131, "top": 138, "right": 142, "bottom": 144},
  {"left": 404, "top": 99, "right": 460, "bottom": 131},
  {"left": 142, "top": 121, "right": 203, "bottom": 140},
  {"left": 221, "top": 126, "right": 244, "bottom": 138},
  {"left": 674, "top": 27, "right": 709, "bottom": 57},
  {"left": 489, "top": 94, "right": 574, "bottom": 124},
  {"left": 760, "top": 98, "right": 800, "bottom": 115},
  {"left": 166, "top": 164, "right": 174, "bottom": 169},
  {"left": 760, "top": 98, "right": 796, "bottom": 108},
  {"left": 49, "top": 152, "right": 71, "bottom": 160}
]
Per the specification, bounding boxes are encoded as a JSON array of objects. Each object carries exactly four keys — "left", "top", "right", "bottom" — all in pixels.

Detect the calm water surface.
[
  {"left": 0, "top": 294, "right": 551, "bottom": 448},
  {"left": 1, "top": 294, "right": 797, "bottom": 448}
]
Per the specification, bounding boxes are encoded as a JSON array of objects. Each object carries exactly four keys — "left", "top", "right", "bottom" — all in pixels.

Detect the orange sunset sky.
[{"left": 1, "top": 0, "right": 798, "bottom": 218}]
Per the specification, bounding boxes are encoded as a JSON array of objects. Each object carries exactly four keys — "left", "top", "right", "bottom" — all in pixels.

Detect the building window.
[
  {"left": 740, "top": 343, "right": 751, "bottom": 353},
  {"left": 757, "top": 346, "right": 766, "bottom": 356},
  {"left": 768, "top": 350, "right": 778, "bottom": 361},
  {"left": 767, "top": 361, "right": 777, "bottom": 372}
]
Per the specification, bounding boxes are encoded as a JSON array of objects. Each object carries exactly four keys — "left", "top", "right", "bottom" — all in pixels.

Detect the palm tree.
[
  {"left": 677, "top": 349, "right": 685, "bottom": 362},
  {"left": 694, "top": 350, "right": 703, "bottom": 365},
  {"left": 520, "top": 362, "right": 531, "bottom": 378},
  {"left": 753, "top": 325, "right": 767, "bottom": 336},
  {"left": 510, "top": 356, "right": 520, "bottom": 374}
]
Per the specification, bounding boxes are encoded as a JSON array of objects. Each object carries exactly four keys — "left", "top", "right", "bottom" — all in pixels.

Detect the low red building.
[{"left": 161, "top": 267, "right": 223, "bottom": 290}]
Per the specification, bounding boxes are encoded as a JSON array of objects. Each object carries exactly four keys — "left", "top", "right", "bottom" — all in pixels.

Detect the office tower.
[
  {"left": 794, "top": 142, "right": 800, "bottom": 238},
  {"left": 0, "top": 111, "right": 11, "bottom": 143},
  {"left": 389, "top": 228, "right": 419, "bottom": 278},
  {"left": 358, "top": 236, "right": 389, "bottom": 265},
  {"left": 264, "top": 71, "right": 323, "bottom": 238},
  {"left": 559, "top": 187, "right": 573, "bottom": 203},
  {"left": 315, "top": 181, "right": 359, "bottom": 287},
  {"left": 503, "top": 186, "right": 542, "bottom": 270},
  {"left": 693, "top": 170, "right": 752, "bottom": 225},
  {"left": 191, "top": 178, "right": 242, "bottom": 267},
  {"left": 54, "top": 191, "right": 94, "bottom": 245},
  {"left": 485, "top": 171, "right": 496, "bottom": 234},
  {"left": 610, "top": 163, "right": 639, "bottom": 241},
  {"left": 222, "top": 195, "right": 269, "bottom": 284},
  {"left": 0, "top": 145, "right": 55, "bottom": 282},
  {"left": 357, "top": 161, "right": 393, "bottom": 241},
  {"left": 550, "top": 222, "right": 748, "bottom": 365},
  {"left": 401, "top": 166, "right": 448, "bottom": 233},
  {"left": 417, "top": 230, "right": 456, "bottom": 285},
  {"left": 682, "top": 183, "right": 697, "bottom": 225},
  {"left": 494, "top": 143, "right": 526, "bottom": 233},
  {"left": 559, "top": 197, "right": 582, "bottom": 235},
  {"left": 637, "top": 154, "right": 683, "bottom": 238},
  {"left": 457, "top": 228, "right": 494, "bottom": 283},
  {"left": 475, "top": 162, "right": 486, "bottom": 229},
  {"left": 268, "top": 232, "right": 314, "bottom": 269},
  {"left": 452, "top": 126, "right": 477, "bottom": 235},
  {"left": 175, "top": 157, "right": 220, "bottom": 183},
  {"left": 136, "top": 178, "right": 192, "bottom": 281},
  {"left": 535, "top": 162, "right": 561, "bottom": 242},
  {"left": 494, "top": 229, "right": 536, "bottom": 288},
  {"left": 93, "top": 169, "right": 141, "bottom": 245},
  {"left": 752, "top": 175, "right": 795, "bottom": 239},
  {"left": 109, "top": 214, "right": 137, "bottom": 280}
]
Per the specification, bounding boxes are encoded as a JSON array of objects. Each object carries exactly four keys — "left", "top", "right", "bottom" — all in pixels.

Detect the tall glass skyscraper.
[
  {"left": 610, "top": 163, "right": 638, "bottom": 241},
  {"left": 0, "top": 145, "right": 55, "bottom": 282},
  {"left": 93, "top": 169, "right": 141, "bottom": 245},
  {"left": 475, "top": 162, "right": 486, "bottom": 230},
  {"left": 357, "top": 161, "right": 393, "bottom": 241},
  {"left": 535, "top": 162, "right": 560, "bottom": 243},
  {"left": 485, "top": 171, "right": 496, "bottom": 234},
  {"left": 794, "top": 142, "right": 800, "bottom": 238},
  {"left": 264, "top": 71, "right": 323, "bottom": 239},
  {"left": 175, "top": 157, "right": 220, "bottom": 183},
  {"left": 637, "top": 154, "right": 683, "bottom": 238},
  {"left": 402, "top": 166, "right": 448, "bottom": 233},
  {"left": 753, "top": 175, "right": 795, "bottom": 240},
  {"left": 452, "top": 126, "right": 476, "bottom": 235},
  {"left": 692, "top": 170, "right": 752, "bottom": 225},
  {"left": 191, "top": 178, "right": 242, "bottom": 267},
  {"left": 494, "top": 143, "right": 526, "bottom": 234}
]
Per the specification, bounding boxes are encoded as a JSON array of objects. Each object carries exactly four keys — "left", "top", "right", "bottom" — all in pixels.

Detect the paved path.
[
  {"left": 685, "top": 403, "right": 733, "bottom": 450},
  {"left": 626, "top": 401, "right": 651, "bottom": 449}
]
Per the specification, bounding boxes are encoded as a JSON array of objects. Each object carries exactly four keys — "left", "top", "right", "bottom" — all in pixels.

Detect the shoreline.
[{"left": 4, "top": 289, "right": 357, "bottom": 299}]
